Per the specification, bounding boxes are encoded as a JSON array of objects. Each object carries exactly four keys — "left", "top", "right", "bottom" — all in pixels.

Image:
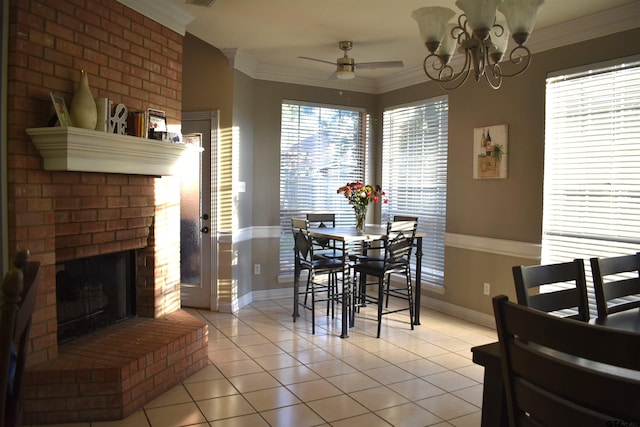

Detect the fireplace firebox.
[{"left": 56, "top": 251, "right": 136, "bottom": 343}]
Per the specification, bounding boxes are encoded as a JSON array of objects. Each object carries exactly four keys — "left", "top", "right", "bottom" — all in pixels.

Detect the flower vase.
[
  {"left": 355, "top": 209, "right": 366, "bottom": 232},
  {"left": 70, "top": 70, "right": 97, "bottom": 130}
]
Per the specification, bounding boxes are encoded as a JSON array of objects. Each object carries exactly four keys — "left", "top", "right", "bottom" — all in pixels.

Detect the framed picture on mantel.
[
  {"left": 50, "top": 92, "right": 73, "bottom": 127},
  {"left": 473, "top": 124, "right": 508, "bottom": 179}
]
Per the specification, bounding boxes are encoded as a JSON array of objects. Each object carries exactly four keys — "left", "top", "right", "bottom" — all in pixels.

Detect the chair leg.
[
  {"left": 406, "top": 272, "right": 414, "bottom": 330},
  {"left": 377, "top": 277, "right": 385, "bottom": 338},
  {"left": 310, "top": 273, "right": 315, "bottom": 335}
]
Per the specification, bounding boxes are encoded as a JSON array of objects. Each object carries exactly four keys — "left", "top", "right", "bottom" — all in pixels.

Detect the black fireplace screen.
[{"left": 56, "top": 251, "right": 136, "bottom": 343}]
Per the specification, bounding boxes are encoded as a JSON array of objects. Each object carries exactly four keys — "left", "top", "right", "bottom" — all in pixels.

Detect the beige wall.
[{"left": 182, "top": 28, "right": 640, "bottom": 317}]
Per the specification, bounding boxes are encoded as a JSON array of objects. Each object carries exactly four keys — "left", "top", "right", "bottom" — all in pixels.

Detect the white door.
[{"left": 179, "top": 111, "right": 218, "bottom": 310}]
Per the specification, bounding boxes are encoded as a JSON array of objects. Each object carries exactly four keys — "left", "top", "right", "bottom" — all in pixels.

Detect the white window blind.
[
  {"left": 381, "top": 96, "right": 449, "bottom": 287},
  {"left": 280, "top": 101, "right": 368, "bottom": 273},
  {"left": 543, "top": 57, "right": 640, "bottom": 316}
]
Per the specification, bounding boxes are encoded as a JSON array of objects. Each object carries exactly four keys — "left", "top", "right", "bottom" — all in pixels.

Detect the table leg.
[
  {"left": 414, "top": 236, "right": 422, "bottom": 325},
  {"left": 340, "top": 241, "right": 350, "bottom": 338}
]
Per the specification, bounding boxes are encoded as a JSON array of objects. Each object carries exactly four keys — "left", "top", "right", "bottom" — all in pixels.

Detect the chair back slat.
[
  {"left": 493, "top": 295, "right": 640, "bottom": 426},
  {"left": 512, "top": 259, "right": 590, "bottom": 321},
  {"left": 590, "top": 252, "right": 640, "bottom": 317}
]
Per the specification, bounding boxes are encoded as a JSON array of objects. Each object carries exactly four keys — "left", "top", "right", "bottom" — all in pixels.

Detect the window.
[
  {"left": 279, "top": 101, "right": 368, "bottom": 273},
  {"left": 381, "top": 96, "right": 449, "bottom": 287},
  {"left": 543, "top": 56, "right": 640, "bottom": 313}
]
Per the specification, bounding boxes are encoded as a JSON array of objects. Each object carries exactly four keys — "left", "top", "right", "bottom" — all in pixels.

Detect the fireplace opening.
[{"left": 56, "top": 250, "right": 136, "bottom": 343}]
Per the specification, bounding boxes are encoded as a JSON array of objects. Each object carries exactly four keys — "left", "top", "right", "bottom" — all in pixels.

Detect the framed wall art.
[{"left": 473, "top": 124, "right": 508, "bottom": 179}]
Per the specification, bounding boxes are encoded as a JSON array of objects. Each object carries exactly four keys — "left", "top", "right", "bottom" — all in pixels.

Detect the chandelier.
[{"left": 412, "top": 0, "right": 544, "bottom": 90}]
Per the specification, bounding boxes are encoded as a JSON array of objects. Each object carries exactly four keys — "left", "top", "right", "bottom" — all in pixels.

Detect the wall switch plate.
[
  {"left": 254, "top": 264, "right": 261, "bottom": 275},
  {"left": 483, "top": 282, "right": 490, "bottom": 295}
]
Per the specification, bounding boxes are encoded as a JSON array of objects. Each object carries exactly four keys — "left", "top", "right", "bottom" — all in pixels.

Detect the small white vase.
[{"left": 70, "top": 70, "right": 97, "bottom": 130}]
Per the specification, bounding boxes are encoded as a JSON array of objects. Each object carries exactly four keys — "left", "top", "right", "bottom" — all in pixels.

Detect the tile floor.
[{"left": 30, "top": 296, "right": 497, "bottom": 427}]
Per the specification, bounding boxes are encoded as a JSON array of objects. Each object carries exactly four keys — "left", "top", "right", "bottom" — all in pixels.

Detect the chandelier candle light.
[
  {"left": 337, "top": 182, "right": 388, "bottom": 232},
  {"left": 412, "top": 0, "right": 544, "bottom": 90}
]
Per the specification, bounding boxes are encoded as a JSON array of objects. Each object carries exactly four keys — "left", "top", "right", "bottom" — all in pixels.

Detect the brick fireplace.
[{"left": 6, "top": 1, "right": 208, "bottom": 423}]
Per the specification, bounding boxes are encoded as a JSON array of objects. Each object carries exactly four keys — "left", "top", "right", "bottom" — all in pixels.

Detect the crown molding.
[{"left": 117, "top": 0, "right": 194, "bottom": 35}]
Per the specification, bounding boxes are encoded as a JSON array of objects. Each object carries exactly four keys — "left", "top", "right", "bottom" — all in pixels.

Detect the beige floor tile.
[
  {"left": 429, "top": 352, "right": 475, "bottom": 370},
  {"left": 242, "top": 385, "right": 301, "bottom": 411},
  {"left": 286, "top": 378, "right": 344, "bottom": 401},
  {"left": 423, "top": 370, "right": 479, "bottom": 392},
  {"left": 329, "top": 412, "right": 393, "bottom": 426},
  {"left": 396, "top": 357, "right": 449, "bottom": 377},
  {"left": 416, "top": 393, "right": 479, "bottom": 420},
  {"left": 306, "top": 358, "right": 358, "bottom": 377},
  {"left": 449, "top": 410, "right": 482, "bottom": 427},
  {"left": 455, "top": 364, "right": 485, "bottom": 383},
  {"left": 342, "top": 352, "right": 390, "bottom": 371},
  {"left": 209, "top": 413, "right": 270, "bottom": 427},
  {"left": 144, "top": 384, "right": 192, "bottom": 409},
  {"left": 215, "top": 358, "right": 266, "bottom": 377},
  {"left": 183, "top": 364, "right": 226, "bottom": 383},
  {"left": 254, "top": 352, "right": 303, "bottom": 370},
  {"left": 196, "top": 394, "right": 256, "bottom": 421},
  {"left": 375, "top": 402, "right": 443, "bottom": 427},
  {"left": 306, "top": 394, "right": 370, "bottom": 422},
  {"left": 259, "top": 403, "right": 326, "bottom": 427},
  {"left": 362, "top": 364, "right": 417, "bottom": 385},
  {"left": 452, "top": 384, "right": 484, "bottom": 408},
  {"left": 184, "top": 377, "right": 239, "bottom": 401},
  {"left": 208, "top": 347, "right": 250, "bottom": 364},
  {"left": 350, "top": 385, "right": 410, "bottom": 411},
  {"left": 386, "top": 378, "right": 447, "bottom": 401},
  {"left": 325, "top": 371, "right": 381, "bottom": 393},
  {"left": 227, "top": 371, "right": 281, "bottom": 393},
  {"left": 290, "top": 347, "right": 336, "bottom": 364},
  {"left": 145, "top": 402, "right": 207, "bottom": 427},
  {"left": 92, "top": 410, "right": 149, "bottom": 426},
  {"left": 269, "top": 364, "right": 322, "bottom": 385},
  {"left": 230, "top": 333, "right": 271, "bottom": 347},
  {"left": 240, "top": 342, "right": 286, "bottom": 358}
]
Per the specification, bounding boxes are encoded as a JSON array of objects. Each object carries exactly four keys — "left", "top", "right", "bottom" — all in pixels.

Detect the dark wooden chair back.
[
  {"left": 590, "top": 252, "right": 640, "bottom": 317},
  {"left": 0, "top": 249, "right": 40, "bottom": 427},
  {"left": 512, "top": 259, "right": 590, "bottom": 321},
  {"left": 493, "top": 295, "right": 640, "bottom": 426}
]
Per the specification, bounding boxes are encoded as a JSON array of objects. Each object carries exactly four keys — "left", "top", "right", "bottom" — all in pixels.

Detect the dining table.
[
  {"left": 307, "top": 224, "right": 425, "bottom": 338},
  {"left": 471, "top": 308, "right": 640, "bottom": 427}
]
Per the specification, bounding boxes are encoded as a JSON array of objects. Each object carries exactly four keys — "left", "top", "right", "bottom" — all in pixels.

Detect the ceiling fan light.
[
  {"left": 412, "top": 7, "right": 456, "bottom": 47},
  {"left": 336, "top": 70, "right": 355, "bottom": 80},
  {"left": 455, "top": 0, "right": 501, "bottom": 32},
  {"left": 498, "top": 0, "right": 544, "bottom": 39}
]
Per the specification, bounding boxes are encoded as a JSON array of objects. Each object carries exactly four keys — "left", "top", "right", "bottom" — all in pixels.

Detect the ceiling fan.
[{"left": 298, "top": 41, "right": 404, "bottom": 80}]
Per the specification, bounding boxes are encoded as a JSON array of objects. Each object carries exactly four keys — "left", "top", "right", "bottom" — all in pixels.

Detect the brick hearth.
[{"left": 23, "top": 311, "right": 208, "bottom": 424}]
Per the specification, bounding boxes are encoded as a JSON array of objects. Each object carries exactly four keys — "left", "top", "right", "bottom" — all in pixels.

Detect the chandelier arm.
[
  {"left": 484, "top": 63, "right": 503, "bottom": 89},
  {"left": 492, "top": 45, "right": 532, "bottom": 78},
  {"left": 422, "top": 52, "right": 469, "bottom": 86}
]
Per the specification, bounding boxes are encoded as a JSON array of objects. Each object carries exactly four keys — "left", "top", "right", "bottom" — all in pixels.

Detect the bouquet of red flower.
[{"left": 337, "top": 182, "right": 388, "bottom": 230}]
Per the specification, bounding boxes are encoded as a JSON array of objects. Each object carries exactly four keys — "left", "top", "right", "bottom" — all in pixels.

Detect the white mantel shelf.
[{"left": 26, "top": 127, "right": 197, "bottom": 176}]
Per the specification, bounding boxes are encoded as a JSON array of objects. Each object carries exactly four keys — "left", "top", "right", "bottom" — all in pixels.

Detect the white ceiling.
[{"left": 164, "top": 0, "right": 640, "bottom": 93}]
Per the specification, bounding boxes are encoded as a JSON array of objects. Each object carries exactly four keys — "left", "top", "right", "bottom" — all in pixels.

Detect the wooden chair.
[
  {"left": 493, "top": 295, "right": 640, "bottom": 426},
  {"left": 291, "top": 218, "right": 344, "bottom": 334},
  {"left": 590, "top": 253, "right": 640, "bottom": 318},
  {"left": 354, "top": 219, "right": 417, "bottom": 338},
  {"left": 512, "top": 259, "right": 590, "bottom": 321},
  {"left": 0, "top": 249, "right": 40, "bottom": 427}
]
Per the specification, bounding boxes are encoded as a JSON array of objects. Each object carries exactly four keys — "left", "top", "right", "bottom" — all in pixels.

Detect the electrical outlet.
[
  {"left": 483, "top": 282, "right": 491, "bottom": 295},
  {"left": 254, "top": 264, "right": 261, "bottom": 275}
]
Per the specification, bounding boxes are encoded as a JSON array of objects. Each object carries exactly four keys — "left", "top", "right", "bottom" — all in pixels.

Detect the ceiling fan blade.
[
  {"left": 357, "top": 60, "right": 404, "bottom": 70},
  {"left": 298, "top": 56, "right": 335, "bottom": 66}
]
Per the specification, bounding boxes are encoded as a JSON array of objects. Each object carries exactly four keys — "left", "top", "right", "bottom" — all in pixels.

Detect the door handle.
[{"left": 200, "top": 226, "right": 209, "bottom": 234}]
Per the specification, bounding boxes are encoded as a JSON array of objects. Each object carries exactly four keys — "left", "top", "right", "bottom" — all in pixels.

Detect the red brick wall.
[{"left": 7, "top": 0, "right": 183, "bottom": 365}]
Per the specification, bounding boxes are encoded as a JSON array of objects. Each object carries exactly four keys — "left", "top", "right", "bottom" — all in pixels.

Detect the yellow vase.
[{"left": 70, "top": 70, "right": 97, "bottom": 130}]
